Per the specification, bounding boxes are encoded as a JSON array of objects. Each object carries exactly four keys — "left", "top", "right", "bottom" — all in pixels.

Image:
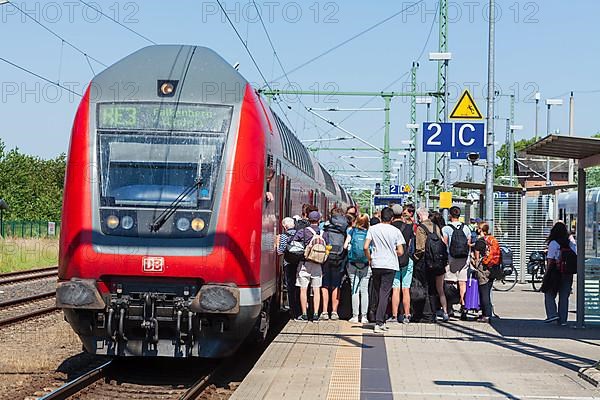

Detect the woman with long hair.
[
  {"left": 344, "top": 214, "right": 371, "bottom": 323},
  {"left": 542, "top": 221, "right": 576, "bottom": 325}
]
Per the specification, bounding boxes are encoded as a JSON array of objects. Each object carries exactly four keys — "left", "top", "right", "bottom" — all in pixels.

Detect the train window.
[
  {"left": 319, "top": 164, "right": 336, "bottom": 194},
  {"left": 273, "top": 112, "right": 315, "bottom": 179},
  {"left": 97, "top": 133, "right": 224, "bottom": 209},
  {"left": 339, "top": 185, "right": 348, "bottom": 203}
]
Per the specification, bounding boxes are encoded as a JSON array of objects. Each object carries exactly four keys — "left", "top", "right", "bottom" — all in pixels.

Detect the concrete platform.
[{"left": 232, "top": 286, "right": 600, "bottom": 399}]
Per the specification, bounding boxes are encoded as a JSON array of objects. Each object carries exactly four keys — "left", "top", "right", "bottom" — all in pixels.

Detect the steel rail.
[
  {"left": 0, "top": 266, "right": 58, "bottom": 285},
  {"left": 180, "top": 366, "right": 220, "bottom": 400},
  {"left": 38, "top": 361, "right": 113, "bottom": 400},
  {"left": 0, "top": 291, "right": 56, "bottom": 308},
  {"left": 0, "top": 305, "right": 59, "bottom": 327}
]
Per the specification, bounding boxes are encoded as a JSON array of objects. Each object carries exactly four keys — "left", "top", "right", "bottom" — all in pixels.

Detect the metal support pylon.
[
  {"left": 435, "top": 0, "right": 448, "bottom": 180},
  {"left": 409, "top": 61, "right": 419, "bottom": 189},
  {"left": 383, "top": 96, "right": 392, "bottom": 194}
]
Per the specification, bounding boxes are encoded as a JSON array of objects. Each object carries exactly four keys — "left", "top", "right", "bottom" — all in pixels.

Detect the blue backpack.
[{"left": 348, "top": 228, "right": 369, "bottom": 264}]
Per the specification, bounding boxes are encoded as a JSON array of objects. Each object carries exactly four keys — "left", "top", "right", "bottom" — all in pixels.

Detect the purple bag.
[{"left": 464, "top": 272, "right": 480, "bottom": 311}]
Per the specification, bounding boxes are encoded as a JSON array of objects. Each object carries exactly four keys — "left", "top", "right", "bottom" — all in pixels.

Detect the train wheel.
[{"left": 247, "top": 299, "right": 271, "bottom": 344}]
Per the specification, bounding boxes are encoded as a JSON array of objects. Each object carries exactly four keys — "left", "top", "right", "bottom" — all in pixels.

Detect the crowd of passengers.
[{"left": 276, "top": 204, "right": 577, "bottom": 333}]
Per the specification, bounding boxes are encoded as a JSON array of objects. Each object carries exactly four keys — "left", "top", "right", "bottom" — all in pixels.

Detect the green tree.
[
  {"left": 0, "top": 139, "right": 66, "bottom": 221},
  {"left": 495, "top": 137, "right": 538, "bottom": 182},
  {"left": 585, "top": 132, "right": 600, "bottom": 188}
]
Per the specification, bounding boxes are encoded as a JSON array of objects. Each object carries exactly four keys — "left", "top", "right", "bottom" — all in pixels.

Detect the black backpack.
[
  {"left": 559, "top": 246, "right": 577, "bottom": 274},
  {"left": 448, "top": 223, "right": 469, "bottom": 258},
  {"left": 420, "top": 224, "right": 448, "bottom": 272},
  {"left": 324, "top": 224, "right": 346, "bottom": 263},
  {"left": 295, "top": 218, "right": 310, "bottom": 231},
  {"left": 394, "top": 221, "right": 414, "bottom": 267}
]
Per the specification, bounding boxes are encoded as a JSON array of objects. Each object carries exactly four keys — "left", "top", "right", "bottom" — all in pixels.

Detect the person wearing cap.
[
  {"left": 390, "top": 204, "right": 415, "bottom": 324},
  {"left": 292, "top": 210, "right": 327, "bottom": 322}
]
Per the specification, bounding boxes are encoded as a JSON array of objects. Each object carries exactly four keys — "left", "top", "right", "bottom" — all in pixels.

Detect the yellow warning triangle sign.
[{"left": 450, "top": 89, "right": 483, "bottom": 120}]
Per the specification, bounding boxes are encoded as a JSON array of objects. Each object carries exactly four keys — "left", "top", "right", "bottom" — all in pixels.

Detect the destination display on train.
[{"left": 97, "top": 103, "right": 232, "bottom": 133}]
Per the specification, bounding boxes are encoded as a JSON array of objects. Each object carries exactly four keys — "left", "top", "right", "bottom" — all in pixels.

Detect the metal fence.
[
  {"left": 494, "top": 192, "right": 523, "bottom": 281},
  {"left": 0, "top": 221, "right": 60, "bottom": 238}
]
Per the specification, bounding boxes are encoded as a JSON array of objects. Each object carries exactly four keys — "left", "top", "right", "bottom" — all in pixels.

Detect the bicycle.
[
  {"left": 492, "top": 263, "right": 518, "bottom": 291},
  {"left": 527, "top": 250, "right": 546, "bottom": 292}
]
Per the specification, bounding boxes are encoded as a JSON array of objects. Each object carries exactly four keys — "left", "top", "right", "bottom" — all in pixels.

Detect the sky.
[{"left": 1, "top": 0, "right": 599, "bottom": 189}]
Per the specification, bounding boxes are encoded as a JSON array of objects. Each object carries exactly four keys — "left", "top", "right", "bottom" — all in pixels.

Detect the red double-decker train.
[{"left": 57, "top": 45, "right": 352, "bottom": 358}]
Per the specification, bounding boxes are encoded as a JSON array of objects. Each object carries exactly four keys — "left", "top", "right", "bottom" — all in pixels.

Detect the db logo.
[{"left": 142, "top": 257, "right": 164, "bottom": 273}]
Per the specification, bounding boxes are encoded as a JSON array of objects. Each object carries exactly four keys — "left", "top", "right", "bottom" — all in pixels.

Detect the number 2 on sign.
[{"left": 426, "top": 123, "right": 442, "bottom": 146}]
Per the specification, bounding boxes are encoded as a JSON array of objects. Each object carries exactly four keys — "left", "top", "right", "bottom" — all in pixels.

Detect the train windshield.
[{"left": 97, "top": 104, "right": 233, "bottom": 209}]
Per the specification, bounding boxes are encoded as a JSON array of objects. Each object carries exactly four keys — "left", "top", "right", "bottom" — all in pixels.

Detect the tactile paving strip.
[{"left": 326, "top": 324, "right": 362, "bottom": 400}]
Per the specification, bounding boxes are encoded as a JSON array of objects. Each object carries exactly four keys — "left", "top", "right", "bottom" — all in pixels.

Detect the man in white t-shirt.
[
  {"left": 441, "top": 206, "right": 471, "bottom": 318},
  {"left": 364, "top": 207, "right": 405, "bottom": 333}
]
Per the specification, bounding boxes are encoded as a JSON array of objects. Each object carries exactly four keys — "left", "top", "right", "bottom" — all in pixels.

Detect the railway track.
[
  {"left": 0, "top": 291, "right": 58, "bottom": 327},
  {"left": 39, "top": 359, "right": 221, "bottom": 400},
  {"left": 0, "top": 266, "right": 58, "bottom": 285}
]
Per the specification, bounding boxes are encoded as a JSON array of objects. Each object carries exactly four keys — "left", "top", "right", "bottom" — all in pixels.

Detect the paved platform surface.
[{"left": 231, "top": 285, "right": 600, "bottom": 399}]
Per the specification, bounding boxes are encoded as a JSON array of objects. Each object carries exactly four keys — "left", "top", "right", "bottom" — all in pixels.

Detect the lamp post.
[
  {"left": 545, "top": 98, "right": 563, "bottom": 185},
  {"left": 534, "top": 92, "right": 541, "bottom": 140},
  {"left": 508, "top": 124, "right": 523, "bottom": 186}
]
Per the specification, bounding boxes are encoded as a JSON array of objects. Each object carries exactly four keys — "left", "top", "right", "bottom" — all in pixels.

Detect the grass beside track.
[{"left": 0, "top": 238, "right": 58, "bottom": 273}]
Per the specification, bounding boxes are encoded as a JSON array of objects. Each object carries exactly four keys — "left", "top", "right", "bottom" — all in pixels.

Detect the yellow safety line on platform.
[{"left": 326, "top": 322, "right": 362, "bottom": 400}]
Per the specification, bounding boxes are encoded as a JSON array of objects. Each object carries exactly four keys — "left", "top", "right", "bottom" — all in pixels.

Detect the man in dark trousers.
[{"left": 363, "top": 207, "right": 405, "bottom": 333}]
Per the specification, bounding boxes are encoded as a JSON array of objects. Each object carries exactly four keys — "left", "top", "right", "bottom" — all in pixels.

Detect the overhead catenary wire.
[
  {"left": 0, "top": 56, "right": 82, "bottom": 96},
  {"left": 78, "top": 0, "right": 157, "bottom": 45},
  {"left": 268, "top": 0, "right": 425, "bottom": 85},
  {"left": 8, "top": 1, "right": 108, "bottom": 68},
  {"left": 214, "top": 0, "right": 295, "bottom": 130},
  {"left": 320, "top": 2, "right": 438, "bottom": 138}
]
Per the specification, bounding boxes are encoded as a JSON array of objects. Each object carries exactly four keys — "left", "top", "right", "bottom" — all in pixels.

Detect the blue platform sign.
[
  {"left": 423, "top": 122, "right": 485, "bottom": 153},
  {"left": 374, "top": 195, "right": 404, "bottom": 206},
  {"left": 389, "top": 185, "right": 400, "bottom": 194},
  {"left": 423, "top": 122, "right": 453, "bottom": 152}
]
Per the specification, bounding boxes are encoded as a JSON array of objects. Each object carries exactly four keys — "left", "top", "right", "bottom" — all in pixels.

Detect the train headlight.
[
  {"left": 160, "top": 82, "right": 174, "bottom": 95},
  {"left": 191, "top": 218, "right": 205, "bottom": 232},
  {"left": 121, "top": 216, "right": 134, "bottom": 230},
  {"left": 176, "top": 217, "right": 190, "bottom": 232},
  {"left": 106, "top": 215, "right": 119, "bottom": 229}
]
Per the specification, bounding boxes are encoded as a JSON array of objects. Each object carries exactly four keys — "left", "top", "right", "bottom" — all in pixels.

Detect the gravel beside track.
[
  {"left": 0, "top": 267, "right": 58, "bottom": 285},
  {"left": 66, "top": 359, "right": 220, "bottom": 400},
  {"left": 0, "top": 296, "right": 58, "bottom": 327},
  {"left": 0, "top": 277, "right": 57, "bottom": 304},
  {"left": 0, "top": 313, "right": 106, "bottom": 400}
]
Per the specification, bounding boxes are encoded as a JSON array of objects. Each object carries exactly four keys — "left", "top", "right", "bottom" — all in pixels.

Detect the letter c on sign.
[{"left": 458, "top": 124, "right": 475, "bottom": 147}]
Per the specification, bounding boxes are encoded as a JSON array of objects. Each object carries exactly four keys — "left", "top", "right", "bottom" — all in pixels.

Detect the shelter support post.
[
  {"left": 519, "top": 190, "right": 527, "bottom": 283},
  {"left": 577, "top": 167, "right": 586, "bottom": 328}
]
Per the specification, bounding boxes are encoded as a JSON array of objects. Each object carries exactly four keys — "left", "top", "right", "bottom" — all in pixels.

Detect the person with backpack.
[
  {"left": 364, "top": 207, "right": 406, "bottom": 333},
  {"left": 295, "top": 203, "right": 315, "bottom": 231},
  {"left": 542, "top": 221, "right": 577, "bottom": 326},
  {"left": 414, "top": 207, "right": 449, "bottom": 322},
  {"left": 344, "top": 213, "right": 371, "bottom": 323},
  {"left": 320, "top": 207, "right": 349, "bottom": 321},
  {"left": 441, "top": 206, "right": 472, "bottom": 320},
  {"left": 277, "top": 217, "right": 300, "bottom": 319},
  {"left": 390, "top": 204, "right": 415, "bottom": 324},
  {"left": 292, "top": 210, "right": 328, "bottom": 322},
  {"left": 471, "top": 222, "right": 498, "bottom": 323}
]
